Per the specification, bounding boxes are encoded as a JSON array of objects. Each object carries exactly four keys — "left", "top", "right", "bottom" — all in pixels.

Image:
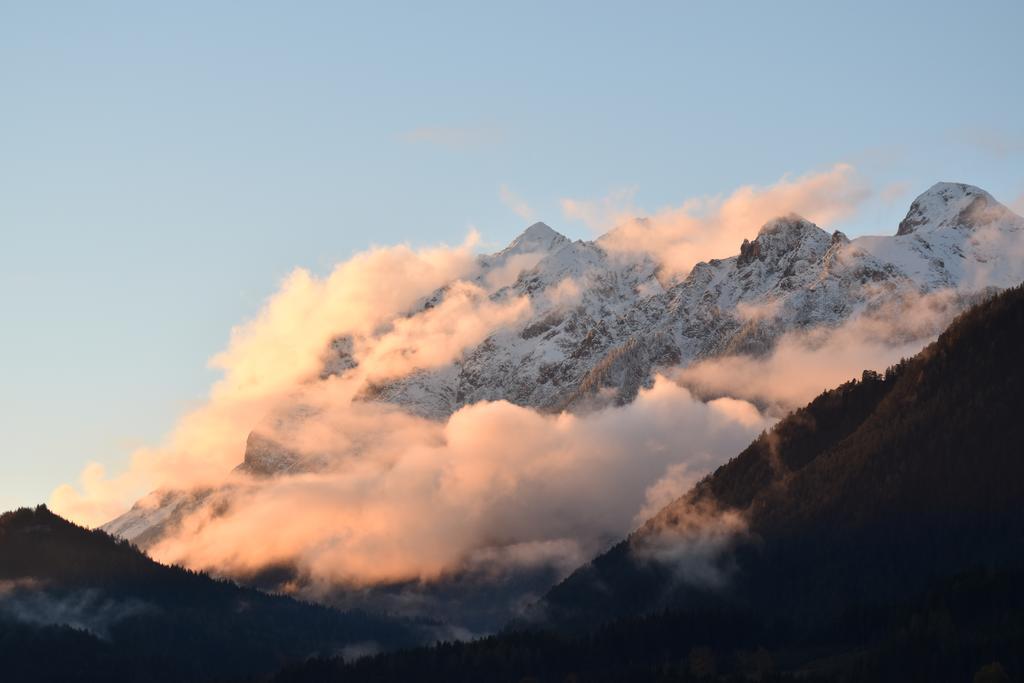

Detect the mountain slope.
[
  {"left": 0, "top": 506, "right": 419, "bottom": 682},
  {"left": 268, "top": 282, "right": 1024, "bottom": 683},
  {"left": 541, "top": 282, "right": 1024, "bottom": 630}
]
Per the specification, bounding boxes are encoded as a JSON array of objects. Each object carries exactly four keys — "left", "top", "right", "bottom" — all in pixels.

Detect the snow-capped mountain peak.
[
  {"left": 896, "top": 182, "right": 1005, "bottom": 236},
  {"left": 756, "top": 213, "right": 816, "bottom": 237},
  {"left": 500, "top": 221, "right": 570, "bottom": 256},
  {"left": 474, "top": 222, "right": 572, "bottom": 291},
  {"left": 849, "top": 182, "right": 1024, "bottom": 292},
  {"left": 739, "top": 214, "right": 829, "bottom": 267}
]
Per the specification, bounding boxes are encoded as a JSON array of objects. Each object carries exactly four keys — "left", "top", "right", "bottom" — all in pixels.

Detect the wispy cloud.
[
  {"left": 675, "top": 288, "right": 967, "bottom": 415},
  {"left": 563, "top": 164, "right": 869, "bottom": 276},
  {"left": 560, "top": 186, "right": 638, "bottom": 232},
  {"left": 879, "top": 180, "right": 911, "bottom": 205},
  {"left": 499, "top": 184, "right": 534, "bottom": 220},
  {"left": 1011, "top": 192, "right": 1024, "bottom": 215},
  {"left": 0, "top": 586, "right": 155, "bottom": 638},
  {"left": 400, "top": 125, "right": 504, "bottom": 149},
  {"left": 954, "top": 127, "right": 1024, "bottom": 160}
]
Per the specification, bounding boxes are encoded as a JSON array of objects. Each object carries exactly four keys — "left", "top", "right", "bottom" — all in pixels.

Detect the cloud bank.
[
  {"left": 51, "top": 236, "right": 484, "bottom": 525},
  {"left": 563, "top": 164, "right": 869, "bottom": 276},
  {"left": 49, "top": 164, "right": 959, "bottom": 612},
  {"left": 49, "top": 228, "right": 770, "bottom": 593},
  {"left": 149, "top": 382, "right": 769, "bottom": 588},
  {"left": 676, "top": 288, "right": 969, "bottom": 414},
  {"left": 0, "top": 581, "right": 154, "bottom": 638}
]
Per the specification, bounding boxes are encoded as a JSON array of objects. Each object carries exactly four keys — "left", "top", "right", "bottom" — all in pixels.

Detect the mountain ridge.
[
  {"left": 367, "top": 181, "right": 1024, "bottom": 420},
  {"left": 100, "top": 182, "right": 1024, "bottom": 630}
]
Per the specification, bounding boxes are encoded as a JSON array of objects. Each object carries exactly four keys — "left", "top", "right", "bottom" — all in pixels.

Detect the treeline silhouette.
[
  {"left": 266, "top": 567, "right": 1023, "bottom": 682},
  {"left": 0, "top": 506, "right": 418, "bottom": 682}
]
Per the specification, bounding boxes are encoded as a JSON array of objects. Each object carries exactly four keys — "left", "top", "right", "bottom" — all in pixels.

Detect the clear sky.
[{"left": 2, "top": 0, "right": 1022, "bottom": 512}]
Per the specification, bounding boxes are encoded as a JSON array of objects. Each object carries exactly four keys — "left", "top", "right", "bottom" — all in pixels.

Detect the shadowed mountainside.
[
  {"left": 543, "top": 283, "right": 1024, "bottom": 630},
  {"left": 0, "top": 506, "right": 420, "bottom": 682}
]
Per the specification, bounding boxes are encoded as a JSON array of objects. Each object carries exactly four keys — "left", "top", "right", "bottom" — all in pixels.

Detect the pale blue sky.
[{"left": 2, "top": 0, "right": 1022, "bottom": 511}]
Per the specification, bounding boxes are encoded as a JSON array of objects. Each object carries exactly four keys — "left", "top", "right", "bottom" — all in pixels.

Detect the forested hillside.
[
  {"left": 545, "top": 283, "right": 1024, "bottom": 630},
  {"left": 0, "top": 506, "right": 418, "bottom": 682}
]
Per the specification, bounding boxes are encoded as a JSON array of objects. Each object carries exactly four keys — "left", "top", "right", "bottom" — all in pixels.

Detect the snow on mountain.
[
  {"left": 367, "top": 184, "right": 1024, "bottom": 420},
  {"left": 103, "top": 182, "right": 1024, "bottom": 545},
  {"left": 497, "top": 221, "right": 570, "bottom": 255},
  {"left": 866, "top": 182, "right": 1024, "bottom": 290}
]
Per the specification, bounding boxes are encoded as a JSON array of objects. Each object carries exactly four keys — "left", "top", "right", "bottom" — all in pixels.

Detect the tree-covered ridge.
[
  {"left": 545, "top": 284, "right": 1024, "bottom": 629},
  {"left": 0, "top": 505, "right": 418, "bottom": 682},
  {"left": 266, "top": 567, "right": 1024, "bottom": 682}
]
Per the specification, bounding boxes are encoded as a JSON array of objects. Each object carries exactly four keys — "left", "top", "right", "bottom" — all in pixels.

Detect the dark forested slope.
[
  {"left": 544, "top": 284, "right": 1024, "bottom": 629},
  {"left": 0, "top": 506, "right": 417, "bottom": 682}
]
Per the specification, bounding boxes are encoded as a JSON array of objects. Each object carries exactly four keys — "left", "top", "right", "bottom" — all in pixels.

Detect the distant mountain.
[
  {"left": 267, "top": 282, "right": 1024, "bottom": 683},
  {"left": 0, "top": 506, "right": 420, "bottom": 682},
  {"left": 106, "top": 182, "right": 1024, "bottom": 550}
]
